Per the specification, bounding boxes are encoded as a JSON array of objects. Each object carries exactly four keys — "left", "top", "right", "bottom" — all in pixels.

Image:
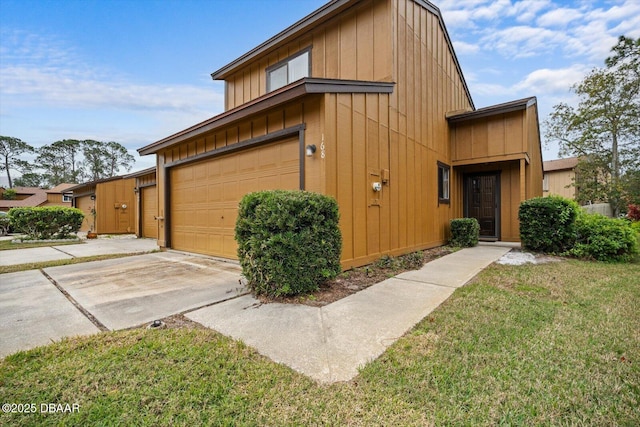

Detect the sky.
[{"left": 1, "top": 0, "right": 639, "bottom": 178}]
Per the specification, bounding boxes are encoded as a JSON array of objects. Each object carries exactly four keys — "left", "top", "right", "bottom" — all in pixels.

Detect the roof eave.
[
  {"left": 138, "top": 78, "right": 395, "bottom": 155},
  {"left": 446, "top": 97, "right": 537, "bottom": 123}
]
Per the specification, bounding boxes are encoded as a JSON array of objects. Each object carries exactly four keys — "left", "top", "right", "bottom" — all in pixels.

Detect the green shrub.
[
  {"left": 519, "top": 196, "right": 580, "bottom": 253},
  {"left": 569, "top": 213, "right": 639, "bottom": 262},
  {"left": 450, "top": 218, "right": 480, "bottom": 247},
  {"left": 2, "top": 188, "right": 17, "bottom": 200},
  {"left": 0, "top": 212, "right": 10, "bottom": 235},
  {"left": 8, "top": 207, "right": 84, "bottom": 240},
  {"left": 235, "top": 190, "right": 342, "bottom": 297}
]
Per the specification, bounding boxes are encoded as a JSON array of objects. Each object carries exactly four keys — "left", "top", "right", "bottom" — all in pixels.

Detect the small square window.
[
  {"left": 438, "top": 163, "right": 450, "bottom": 203},
  {"left": 63, "top": 194, "right": 73, "bottom": 203}
]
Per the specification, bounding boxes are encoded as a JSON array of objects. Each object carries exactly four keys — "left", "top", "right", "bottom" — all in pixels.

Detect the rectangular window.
[
  {"left": 543, "top": 174, "right": 549, "bottom": 192},
  {"left": 438, "top": 163, "right": 450, "bottom": 203},
  {"left": 63, "top": 194, "right": 72, "bottom": 203},
  {"left": 267, "top": 49, "right": 310, "bottom": 92}
]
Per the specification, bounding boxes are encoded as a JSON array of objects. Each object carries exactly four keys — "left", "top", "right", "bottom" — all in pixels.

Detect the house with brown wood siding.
[{"left": 138, "top": 0, "right": 543, "bottom": 268}]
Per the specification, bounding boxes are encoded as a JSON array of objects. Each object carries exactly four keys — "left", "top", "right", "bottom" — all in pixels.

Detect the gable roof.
[
  {"left": 210, "top": 0, "right": 473, "bottom": 108},
  {"left": 544, "top": 157, "right": 579, "bottom": 172},
  {"left": 46, "top": 183, "right": 77, "bottom": 194}
]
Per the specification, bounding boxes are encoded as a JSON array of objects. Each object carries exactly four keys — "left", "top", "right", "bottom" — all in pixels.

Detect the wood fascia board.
[
  {"left": 124, "top": 166, "right": 157, "bottom": 179},
  {"left": 452, "top": 152, "right": 531, "bottom": 167},
  {"left": 447, "top": 97, "right": 537, "bottom": 123},
  {"left": 138, "top": 78, "right": 395, "bottom": 155}
]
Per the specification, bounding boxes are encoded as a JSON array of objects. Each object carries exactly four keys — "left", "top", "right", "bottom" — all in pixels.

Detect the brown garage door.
[
  {"left": 170, "top": 137, "right": 299, "bottom": 258},
  {"left": 141, "top": 186, "right": 158, "bottom": 239}
]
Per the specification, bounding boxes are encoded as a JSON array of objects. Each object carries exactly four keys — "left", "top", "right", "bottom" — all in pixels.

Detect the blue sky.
[{"left": 1, "top": 0, "right": 639, "bottom": 176}]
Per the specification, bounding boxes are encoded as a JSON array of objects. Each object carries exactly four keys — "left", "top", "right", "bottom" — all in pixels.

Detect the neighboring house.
[
  {"left": 0, "top": 183, "right": 76, "bottom": 212},
  {"left": 126, "top": 167, "right": 158, "bottom": 239},
  {"left": 137, "top": 0, "right": 543, "bottom": 269},
  {"left": 44, "top": 183, "right": 76, "bottom": 207},
  {"left": 0, "top": 187, "right": 48, "bottom": 212},
  {"left": 68, "top": 176, "right": 136, "bottom": 234},
  {"left": 543, "top": 157, "right": 579, "bottom": 200}
]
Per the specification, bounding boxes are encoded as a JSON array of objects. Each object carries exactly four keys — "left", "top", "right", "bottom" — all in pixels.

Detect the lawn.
[{"left": 1, "top": 259, "right": 639, "bottom": 426}]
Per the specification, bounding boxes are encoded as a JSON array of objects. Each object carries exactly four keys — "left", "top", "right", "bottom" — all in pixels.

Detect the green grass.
[{"left": 1, "top": 260, "right": 639, "bottom": 426}]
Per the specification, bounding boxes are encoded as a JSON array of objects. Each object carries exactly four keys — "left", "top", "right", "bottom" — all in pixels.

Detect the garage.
[
  {"left": 141, "top": 186, "right": 158, "bottom": 239},
  {"left": 169, "top": 137, "right": 300, "bottom": 258}
]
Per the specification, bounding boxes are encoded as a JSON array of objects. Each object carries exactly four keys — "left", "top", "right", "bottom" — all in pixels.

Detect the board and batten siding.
[
  {"left": 224, "top": 0, "right": 393, "bottom": 110},
  {"left": 320, "top": 0, "right": 473, "bottom": 268},
  {"left": 153, "top": 98, "right": 323, "bottom": 248}
]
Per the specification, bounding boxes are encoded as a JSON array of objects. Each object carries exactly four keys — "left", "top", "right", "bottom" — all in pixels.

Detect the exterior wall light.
[{"left": 305, "top": 144, "right": 316, "bottom": 157}]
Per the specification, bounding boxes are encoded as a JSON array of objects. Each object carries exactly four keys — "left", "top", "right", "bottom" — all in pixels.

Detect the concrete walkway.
[
  {"left": 187, "top": 244, "right": 512, "bottom": 383},
  {"left": 1, "top": 238, "right": 514, "bottom": 383}
]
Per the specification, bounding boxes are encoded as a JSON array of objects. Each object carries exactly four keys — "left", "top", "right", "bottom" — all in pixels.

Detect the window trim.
[
  {"left": 437, "top": 162, "right": 450, "bottom": 204},
  {"left": 62, "top": 194, "right": 73, "bottom": 203},
  {"left": 266, "top": 47, "right": 312, "bottom": 92}
]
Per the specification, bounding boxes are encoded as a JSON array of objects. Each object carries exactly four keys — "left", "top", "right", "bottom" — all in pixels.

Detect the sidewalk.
[
  {"left": 0, "top": 235, "right": 159, "bottom": 266},
  {"left": 187, "top": 244, "right": 514, "bottom": 383}
]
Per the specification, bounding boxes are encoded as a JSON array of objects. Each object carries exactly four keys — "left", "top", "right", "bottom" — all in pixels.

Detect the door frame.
[{"left": 463, "top": 171, "right": 501, "bottom": 241}]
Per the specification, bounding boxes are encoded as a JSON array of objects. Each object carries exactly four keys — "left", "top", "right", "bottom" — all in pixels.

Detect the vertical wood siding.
[
  {"left": 224, "top": 0, "right": 393, "bottom": 110},
  {"left": 95, "top": 178, "right": 136, "bottom": 234}
]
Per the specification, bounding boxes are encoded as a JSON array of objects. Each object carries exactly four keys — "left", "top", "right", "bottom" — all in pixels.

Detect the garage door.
[
  {"left": 170, "top": 137, "right": 299, "bottom": 258},
  {"left": 141, "top": 186, "right": 158, "bottom": 239}
]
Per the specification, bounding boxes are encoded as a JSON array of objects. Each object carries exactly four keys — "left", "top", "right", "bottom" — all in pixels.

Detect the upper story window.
[
  {"left": 63, "top": 194, "right": 73, "bottom": 203},
  {"left": 266, "top": 49, "right": 310, "bottom": 92}
]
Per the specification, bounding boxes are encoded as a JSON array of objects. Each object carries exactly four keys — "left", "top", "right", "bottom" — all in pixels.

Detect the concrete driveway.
[{"left": 0, "top": 252, "right": 244, "bottom": 357}]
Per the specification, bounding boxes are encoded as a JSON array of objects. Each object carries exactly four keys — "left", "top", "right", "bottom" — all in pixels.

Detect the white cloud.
[
  {"left": 0, "top": 29, "right": 223, "bottom": 117},
  {"left": 481, "top": 25, "right": 569, "bottom": 58},
  {"left": 451, "top": 40, "right": 480, "bottom": 55},
  {"left": 1, "top": 65, "right": 222, "bottom": 113},
  {"left": 536, "top": 7, "right": 583, "bottom": 27},
  {"left": 513, "top": 65, "right": 590, "bottom": 95}
]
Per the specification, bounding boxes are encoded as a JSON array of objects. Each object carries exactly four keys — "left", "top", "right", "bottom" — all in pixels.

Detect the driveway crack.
[
  {"left": 51, "top": 246, "right": 76, "bottom": 258},
  {"left": 39, "top": 269, "right": 109, "bottom": 332}
]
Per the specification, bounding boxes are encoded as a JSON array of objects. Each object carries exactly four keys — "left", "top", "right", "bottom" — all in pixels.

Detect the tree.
[
  {"left": 0, "top": 136, "right": 35, "bottom": 188},
  {"left": 13, "top": 172, "right": 47, "bottom": 188},
  {"left": 35, "top": 139, "right": 84, "bottom": 187},
  {"left": 545, "top": 36, "right": 640, "bottom": 216},
  {"left": 82, "top": 140, "right": 134, "bottom": 181}
]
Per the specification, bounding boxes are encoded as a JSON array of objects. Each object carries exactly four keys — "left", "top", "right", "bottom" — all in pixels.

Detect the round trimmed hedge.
[{"left": 235, "top": 190, "right": 342, "bottom": 297}]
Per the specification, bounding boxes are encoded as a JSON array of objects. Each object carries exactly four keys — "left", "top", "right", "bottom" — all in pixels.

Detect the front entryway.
[{"left": 464, "top": 173, "right": 500, "bottom": 240}]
